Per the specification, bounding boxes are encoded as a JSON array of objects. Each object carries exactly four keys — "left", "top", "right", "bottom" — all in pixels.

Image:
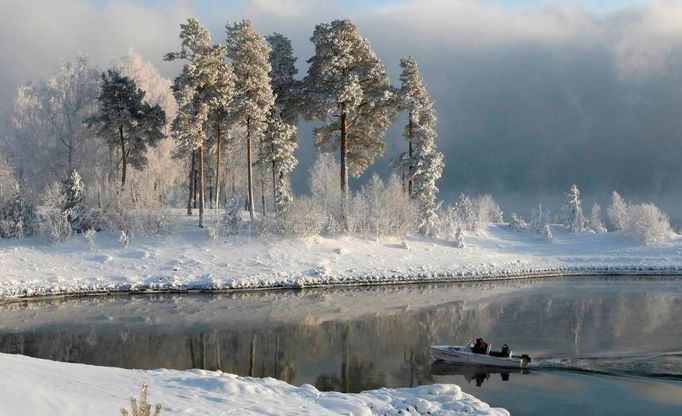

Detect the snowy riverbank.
[
  {"left": 1, "top": 218, "right": 681, "bottom": 302},
  {"left": 0, "top": 353, "right": 508, "bottom": 416}
]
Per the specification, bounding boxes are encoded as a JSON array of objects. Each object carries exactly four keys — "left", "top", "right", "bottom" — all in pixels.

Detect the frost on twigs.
[
  {"left": 121, "top": 382, "right": 162, "bottom": 416},
  {"left": 83, "top": 229, "right": 96, "bottom": 251},
  {"left": 509, "top": 212, "right": 527, "bottom": 232},
  {"left": 119, "top": 231, "right": 130, "bottom": 249}
]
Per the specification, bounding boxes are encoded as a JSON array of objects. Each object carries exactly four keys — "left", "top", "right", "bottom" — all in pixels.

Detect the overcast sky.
[{"left": 2, "top": 0, "right": 682, "bottom": 218}]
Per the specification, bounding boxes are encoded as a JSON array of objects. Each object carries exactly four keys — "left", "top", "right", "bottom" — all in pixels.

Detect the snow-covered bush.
[
  {"left": 309, "top": 154, "right": 341, "bottom": 219},
  {"left": 589, "top": 203, "right": 607, "bottom": 234},
  {"left": 118, "top": 231, "right": 130, "bottom": 249},
  {"left": 454, "top": 227, "right": 465, "bottom": 248},
  {"left": 437, "top": 206, "right": 460, "bottom": 240},
  {"left": 279, "top": 196, "right": 323, "bottom": 237},
  {"left": 137, "top": 208, "right": 174, "bottom": 236},
  {"left": 530, "top": 204, "right": 550, "bottom": 234},
  {"left": 44, "top": 210, "right": 72, "bottom": 245},
  {"left": 84, "top": 228, "right": 96, "bottom": 250},
  {"left": 120, "top": 382, "right": 162, "bottom": 416},
  {"left": 0, "top": 186, "right": 39, "bottom": 239},
  {"left": 206, "top": 225, "right": 217, "bottom": 240},
  {"left": 561, "top": 184, "right": 587, "bottom": 232},
  {"left": 623, "top": 203, "right": 672, "bottom": 245},
  {"left": 220, "top": 197, "right": 242, "bottom": 236},
  {"left": 445, "top": 193, "right": 503, "bottom": 233},
  {"left": 607, "top": 191, "right": 628, "bottom": 231},
  {"left": 473, "top": 194, "right": 503, "bottom": 224},
  {"left": 542, "top": 223, "right": 556, "bottom": 242},
  {"left": 508, "top": 212, "right": 527, "bottom": 232},
  {"left": 348, "top": 174, "right": 417, "bottom": 238},
  {"left": 322, "top": 213, "right": 343, "bottom": 236},
  {"left": 0, "top": 153, "right": 18, "bottom": 202}
]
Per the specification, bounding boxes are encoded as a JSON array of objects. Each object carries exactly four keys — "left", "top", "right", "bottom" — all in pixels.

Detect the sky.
[{"left": 2, "top": 0, "right": 682, "bottom": 219}]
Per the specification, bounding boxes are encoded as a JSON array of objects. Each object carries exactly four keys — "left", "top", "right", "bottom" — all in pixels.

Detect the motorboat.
[{"left": 430, "top": 339, "right": 532, "bottom": 369}]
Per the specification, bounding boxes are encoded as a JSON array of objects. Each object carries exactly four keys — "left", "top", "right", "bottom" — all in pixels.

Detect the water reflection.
[
  {"left": 1, "top": 276, "right": 682, "bottom": 396},
  {"left": 430, "top": 362, "right": 530, "bottom": 387}
]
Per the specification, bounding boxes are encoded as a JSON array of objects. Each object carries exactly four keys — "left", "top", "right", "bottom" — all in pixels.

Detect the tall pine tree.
[
  {"left": 225, "top": 20, "right": 275, "bottom": 222},
  {"left": 89, "top": 69, "right": 165, "bottom": 191},
  {"left": 304, "top": 19, "right": 394, "bottom": 230},
  {"left": 396, "top": 57, "right": 443, "bottom": 235},
  {"left": 165, "top": 18, "right": 231, "bottom": 227}
]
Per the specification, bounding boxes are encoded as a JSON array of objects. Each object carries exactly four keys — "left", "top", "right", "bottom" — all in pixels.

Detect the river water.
[{"left": 1, "top": 276, "right": 681, "bottom": 415}]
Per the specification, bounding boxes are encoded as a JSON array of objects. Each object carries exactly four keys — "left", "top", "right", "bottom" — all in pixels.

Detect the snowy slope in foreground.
[
  {"left": 0, "top": 353, "right": 508, "bottom": 416},
  {"left": 1, "top": 219, "right": 682, "bottom": 301}
]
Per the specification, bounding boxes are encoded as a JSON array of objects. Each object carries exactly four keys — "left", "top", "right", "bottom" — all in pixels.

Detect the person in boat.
[
  {"left": 471, "top": 338, "right": 490, "bottom": 354},
  {"left": 489, "top": 344, "right": 511, "bottom": 358}
]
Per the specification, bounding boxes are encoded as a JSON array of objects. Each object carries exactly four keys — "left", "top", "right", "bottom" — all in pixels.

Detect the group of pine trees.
[
  {"left": 162, "top": 18, "right": 443, "bottom": 232},
  {"left": 0, "top": 18, "right": 444, "bottom": 239}
]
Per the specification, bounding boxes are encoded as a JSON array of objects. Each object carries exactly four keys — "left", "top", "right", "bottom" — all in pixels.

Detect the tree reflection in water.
[{"left": 1, "top": 277, "right": 682, "bottom": 392}]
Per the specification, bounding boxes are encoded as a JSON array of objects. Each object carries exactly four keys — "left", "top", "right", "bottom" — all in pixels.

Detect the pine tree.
[
  {"left": 395, "top": 57, "right": 443, "bottom": 235},
  {"left": 562, "top": 184, "right": 586, "bottom": 232},
  {"left": 303, "top": 19, "right": 394, "bottom": 230},
  {"left": 89, "top": 69, "right": 166, "bottom": 191},
  {"left": 262, "top": 110, "right": 298, "bottom": 215},
  {"left": 265, "top": 33, "right": 300, "bottom": 209},
  {"left": 225, "top": 19, "right": 275, "bottom": 222},
  {"left": 165, "top": 18, "right": 228, "bottom": 227}
]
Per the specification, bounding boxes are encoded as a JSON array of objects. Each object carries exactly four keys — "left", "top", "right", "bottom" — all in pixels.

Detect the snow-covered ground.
[
  {"left": 1, "top": 213, "right": 681, "bottom": 302},
  {"left": 0, "top": 353, "right": 508, "bottom": 416}
]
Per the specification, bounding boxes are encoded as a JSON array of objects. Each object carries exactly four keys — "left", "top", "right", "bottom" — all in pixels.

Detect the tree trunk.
[
  {"left": 271, "top": 142, "right": 277, "bottom": 202},
  {"left": 246, "top": 118, "right": 255, "bottom": 222},
  {"left": 340, "top": 112, "right": 349, "bottom": 231},
  {"left": 408, "top": 116, "right": 414, "bottom": 197},
  {"left": 119, "top": 124, "right": 127, "bottom": 191},
  {"left": 259, "top": 137, "right": 267, "bottom": 217},
  {"left": 214, "top": 123, "right": 222, "bottom": 210},
  {"left": 198, "top": 144, "right": 205, "bottom": 228},
  {"left": 187, "top": 150, "right": 195, "bottom": 216}
]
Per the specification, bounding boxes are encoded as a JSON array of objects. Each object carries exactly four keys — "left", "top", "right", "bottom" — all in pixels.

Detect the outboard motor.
[{"left": 521, "top": 354, "right": 532, "bottom": 368}]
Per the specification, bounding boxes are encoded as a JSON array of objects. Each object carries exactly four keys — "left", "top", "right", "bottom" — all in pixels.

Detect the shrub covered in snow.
[
  {"left": 589, "top": 203, "right": 607, "bottom": 234},
  {"left": 453, "top": 227, "right": 465, "bottom": 248},
  {"left": 0, "top": 186, "right": 39, "bottom": 239},
  {"left": 83, "top": 228, "right": 96, "bottom": 250},
  {"left": 43, "top": 210, "right": 72, "bottom": 245},
  {"left": 443, "top": 193, "right": 503, "bottom": 233},
  {"left": 623, "top": 203, "right": 672, "bottom": 245},
  {"left": 530, "top": 204, "right": 550, "bottom": 234},
  {"left": 278, "top": 196, "right": 323, "bottom": 237},
  {"left": 348, "top": 174, "right": 417, "bottom": 238},
  {"left": 220, "top": 197, "right": 243, "bottom": 236},
  {"left": 120, "top": 382, "right": 162, "bottom": 416},
  {"left": 508, "top": 212, "right": 527, "bottom": 232}
]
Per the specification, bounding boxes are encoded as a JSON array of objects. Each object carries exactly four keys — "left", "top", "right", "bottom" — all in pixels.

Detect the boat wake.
[{"left": 533, "top": 351, "right": 682, "bottom": 381}]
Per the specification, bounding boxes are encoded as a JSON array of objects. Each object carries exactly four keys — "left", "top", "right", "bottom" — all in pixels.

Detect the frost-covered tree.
[
  {"left": 0, "top": 153, "right": 18, "bottom": 202},
  {"left": 348, "top": 174, "right": 416, "bottom": 237},
  {"left": 10, "top": 55, "right": 100, "bottom": 191},
  {"left": 262, "top": 110, "right": 298, "bottom": 215},
  {"left": 89, "top": 69, "right": 166, "bottom": 190},
  {"left": 509, "top": 212, "right": 527, "bottom": 232},
  {"left": 114, "top": 49, "right": 182, "bottom": 208},
  {"left": 165, "top": 18, "right": 228, "bottom": 227},
  {"left": 225, "top": 19, "right": 275, "bottom": 221},
  {"left": 624, "top": 203, "right": 672, "bottom": 245},
  {"left": 608, "top": 191, "right": 629, "bottom": 231},
  {"left": 0, "top": 184, "right": 39, "bottom": 239},
  {"left": 309, "top": 153, "right": 341, "bottom": 218},
  {"left": 304, "top": 19, "right": 394, "bottom": 229},
  {"left": 562, "top": 184, "right": 587, "bottom": 232},
  {"left": 395, "top": 57, "right": 444, "bottom": 235},
  {"left": 266, "top": 33, "right": 300, "bottom": 125},
  {"left": 589, "top": 203, "right": 607, "bottom": 234},
  {"left": 530, "top": 204, "right": 550, "bottom": 234},
  {"left": 454, "top": 227, "right": 465, "bottom": 248},
  {"left": 454, "top": 193, "right": 475, "bottom": 231}
]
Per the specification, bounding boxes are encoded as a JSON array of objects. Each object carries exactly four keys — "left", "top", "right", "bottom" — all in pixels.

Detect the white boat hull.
[{"left": 430, "top": 345, "right": 530, "bottom": 369}]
